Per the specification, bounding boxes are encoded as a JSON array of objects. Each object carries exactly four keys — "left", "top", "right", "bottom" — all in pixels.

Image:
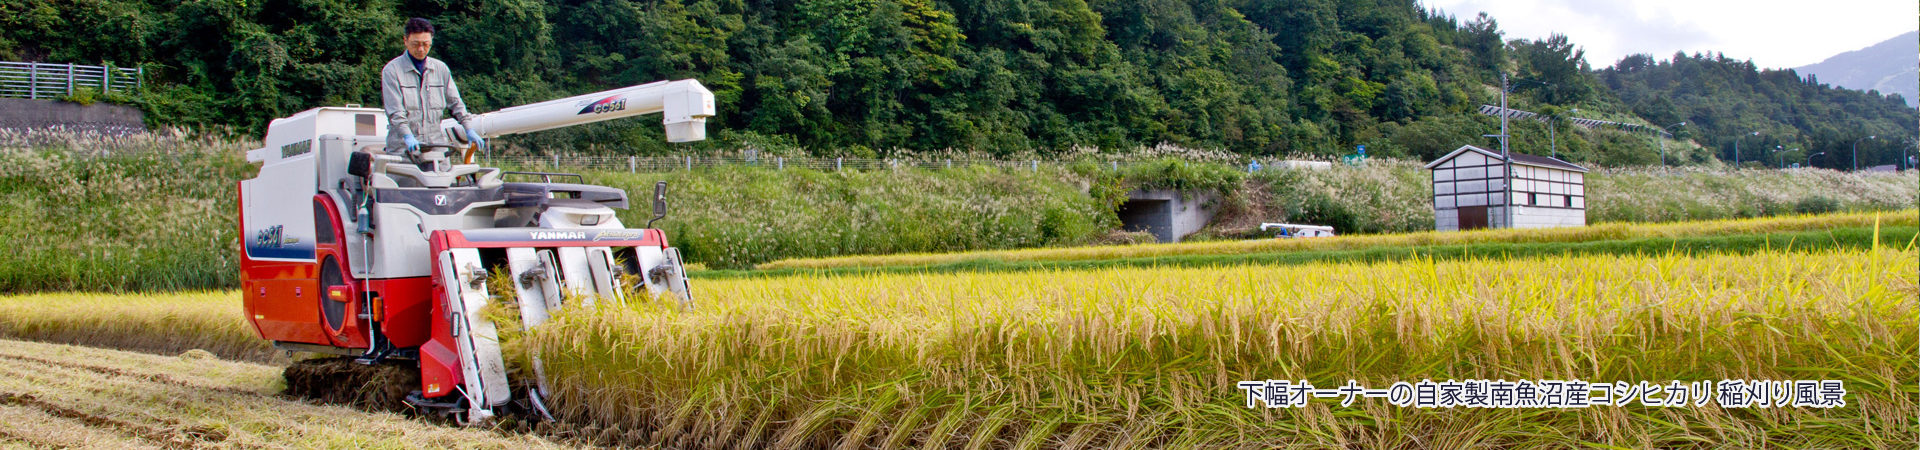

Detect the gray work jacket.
[{"left": 380, "top": 53, "right": 475, "bottom": 152}]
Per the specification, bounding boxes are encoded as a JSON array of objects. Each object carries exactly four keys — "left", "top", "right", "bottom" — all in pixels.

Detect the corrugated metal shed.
[{"left": 1427, "top": 145, "right": 1588, "bottom": 231}]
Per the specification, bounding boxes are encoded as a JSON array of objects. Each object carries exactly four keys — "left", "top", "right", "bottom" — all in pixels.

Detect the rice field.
[
  {"left": 759, "top": 209, "right": 1919, "bottom": 270},
  {"left": 0, "top": 215, "right": 1912, "bottom": 447},
  {"left": 521, "top": 244, "right": 1916, "bottom": 448}
]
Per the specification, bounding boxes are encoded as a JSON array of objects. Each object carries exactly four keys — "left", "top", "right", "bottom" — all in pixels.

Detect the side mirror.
[{"left": 647, "top": 181, "right": 668, "bottom": 228}]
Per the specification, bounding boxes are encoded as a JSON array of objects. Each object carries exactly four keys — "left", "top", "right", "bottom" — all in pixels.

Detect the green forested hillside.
[
  {"left": 1602, "top": 52, "right": 1919, "bottom": 169},
  {"left": 1, "top": 0, "right": 1913, "bottom": 164}
]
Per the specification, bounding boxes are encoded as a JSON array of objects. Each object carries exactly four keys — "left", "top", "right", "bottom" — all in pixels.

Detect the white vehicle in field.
[{"left": 1260, "top": 223, "right": 1336, "bottom": 239}]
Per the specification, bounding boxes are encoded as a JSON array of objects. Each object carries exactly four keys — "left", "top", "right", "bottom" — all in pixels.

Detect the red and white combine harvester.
[{"left": 238, "top": 80, "right": 713, "bottom": 425}]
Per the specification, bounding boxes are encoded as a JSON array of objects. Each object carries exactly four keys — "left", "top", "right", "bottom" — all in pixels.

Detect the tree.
[
  {"left": 1460, "top": 12, "right": 1504, "bottom": 79},
  {"left": 1512, "top": 34, "right": 1592, "bottom": 105}
]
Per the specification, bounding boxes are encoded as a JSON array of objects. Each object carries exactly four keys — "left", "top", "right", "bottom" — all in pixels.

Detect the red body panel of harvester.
[{"left": 238, "top": 187, "right": 441, "bottom": 353}]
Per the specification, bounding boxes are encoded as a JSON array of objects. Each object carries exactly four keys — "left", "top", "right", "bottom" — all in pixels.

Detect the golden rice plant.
[
  {"left": 0, "top": 290, "right": 274, "bottom": 362},
  {"left": 526, "top": 246, "right": 1917, "bottom": 448},
  {"left": 760, "top": 209, "right": 1919, "bottom": 270}
]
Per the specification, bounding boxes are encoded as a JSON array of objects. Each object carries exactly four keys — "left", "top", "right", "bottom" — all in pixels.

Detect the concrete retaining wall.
[
  {"left": 0, "top": 98, "right": 146, "bottom": 134},
  {"left": 1437, "top": 206, "right": 1586, "bottom": 231},
  {"left": 1500, "top": 206, "right": 1585, "bottom": 228}
]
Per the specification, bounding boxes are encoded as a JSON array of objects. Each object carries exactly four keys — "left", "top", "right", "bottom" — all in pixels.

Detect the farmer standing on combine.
[{"left": 381, "top": 17, "right": 483, "bottom": 155}]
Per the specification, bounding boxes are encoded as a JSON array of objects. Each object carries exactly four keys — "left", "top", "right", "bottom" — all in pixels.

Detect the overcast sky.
[{"left": 1425, "top": 0, "right": 1919, "bottom": 69}]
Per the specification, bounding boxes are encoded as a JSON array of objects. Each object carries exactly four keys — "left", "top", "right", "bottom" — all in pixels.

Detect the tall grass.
[
  {"left": 0, "top": 129, "right": 250, "bottom": 293},
  {"left": 578, "top": 164, "right": 1115, "bottom": 270},
  {"left": 1251, "top": 158, "right": 1437, "bottom": 234},
  {"left": 1587, "top": 166, "right": 1920, "bottom": 222},
  {"left": 760, "top": 210, "right": 1918, "bottom": 270},
  {"left": 525, "top": 247, "right": 1918, "bottom": 447}
]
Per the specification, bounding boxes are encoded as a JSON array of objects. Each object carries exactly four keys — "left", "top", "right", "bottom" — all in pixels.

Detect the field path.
[{"left": 0, "top": 338, "right": 568, "bottom": 449}]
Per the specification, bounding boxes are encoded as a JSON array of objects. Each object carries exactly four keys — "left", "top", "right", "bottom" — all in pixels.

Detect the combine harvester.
[{"left": 238, "top": 80, "right": 713, "bottom": 425}]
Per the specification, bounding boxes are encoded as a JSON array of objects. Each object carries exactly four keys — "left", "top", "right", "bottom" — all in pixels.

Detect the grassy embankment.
[
  {"left": 1240, "top": 159, "right": 1919, "bottom": 237},
  {"left": 3, "top": 131, "right": 1912, "bottom": 291},
  {"left": 0, "top": 132, "right": 249, "bottom": 293}
]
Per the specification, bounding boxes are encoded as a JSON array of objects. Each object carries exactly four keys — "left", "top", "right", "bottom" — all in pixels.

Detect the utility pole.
[
  {"left": 1852, "top": 135, "right": 1875, "bottom": 171},
  {"left": 1479, "top": 74, "right": 1518, "bottom": 228},
  {"left": 1660, "top": 122, "right": 1684, "bottom": 166},
  {"left": 1734, "top": 131, "right": 1758, "bottom": 168},
  {"left": 1500, "top": 74, "right": 1513, "bottom": 229},
  {"left": 1548, "top": 116, "right": 1557, "bottom": 159},
  {"left": 1896, "top": 137, "right": 1912, "bottom": 170}
]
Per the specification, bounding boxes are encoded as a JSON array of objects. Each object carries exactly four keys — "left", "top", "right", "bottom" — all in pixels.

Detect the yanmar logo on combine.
[
  {"left": 531, "top": 231, "right": 589, "bottom": 240},
  {"left": 577, "top": 95, "right": 628, "bottom": 115}
]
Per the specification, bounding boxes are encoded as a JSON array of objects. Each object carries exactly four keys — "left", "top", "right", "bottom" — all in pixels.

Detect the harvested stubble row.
[
  {"left": 524, "top": 246, "right": 1918, "bottom": 448},
  {"left": 759, "top": 210, "right": 1920, "bottom": 270},
  {"left": 0, "top": 338, "right": 564, "bottom": 448}
]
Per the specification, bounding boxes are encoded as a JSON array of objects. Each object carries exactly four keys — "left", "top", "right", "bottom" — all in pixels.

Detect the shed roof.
[{"left": 1424, "top": 145, "right": 1589, "bottom": 173}]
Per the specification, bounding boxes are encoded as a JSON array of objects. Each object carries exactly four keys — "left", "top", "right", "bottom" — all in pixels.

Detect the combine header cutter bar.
[{"left": 423, "top": 227, "right": 692, "bottom": 424}]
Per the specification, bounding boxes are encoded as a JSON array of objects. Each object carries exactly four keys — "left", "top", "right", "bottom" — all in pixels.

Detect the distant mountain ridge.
[{"left": 1797, "top": 31, "right": 1919, "bottom": 108}]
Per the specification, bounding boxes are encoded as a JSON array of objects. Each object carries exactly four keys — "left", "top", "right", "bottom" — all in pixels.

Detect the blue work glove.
[
  {"left": 403, "top": 134, "right": 421, "bottom": 153},
  {"left": 466, "top": 129, "right": 486, "bottom": 149}
]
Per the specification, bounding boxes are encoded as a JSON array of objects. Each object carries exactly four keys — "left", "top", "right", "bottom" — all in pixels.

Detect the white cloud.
[{"left": 1424, "top": 0, "right": 1919, "bottom": 69}]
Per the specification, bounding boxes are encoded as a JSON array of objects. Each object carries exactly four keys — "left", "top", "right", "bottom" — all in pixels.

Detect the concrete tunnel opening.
[
  {"left": 1114, "top": 189, "right": 1220, "bottom": 243},
  {"left": 1117, "top": 198, "right": 1174, "bottom": 243}
]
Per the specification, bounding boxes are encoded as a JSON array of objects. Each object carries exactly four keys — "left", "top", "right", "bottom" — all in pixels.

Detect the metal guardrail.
[
  {"left": 483, "top": 154, "right": 1329, "bottom": 174},
  {"left": 1477, "top": 104, "right": 1666, "bottom": 136},
  {"left": 0, "top": 61, "right": 142, "bottom": 100},
  {"left": 478, "top": 155, "right": 1228, "bottom": 175},
  {"left": 489, "top": 155, "right": 1087, "bottom": 173}
]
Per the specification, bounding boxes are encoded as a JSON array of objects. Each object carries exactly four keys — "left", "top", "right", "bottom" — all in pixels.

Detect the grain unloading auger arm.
[
  {"left": 439, "top": 79, "right": 717, "bottom": 163},
  {"left": 240, "top": 79, "right": 713, "bottom": 427}
]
